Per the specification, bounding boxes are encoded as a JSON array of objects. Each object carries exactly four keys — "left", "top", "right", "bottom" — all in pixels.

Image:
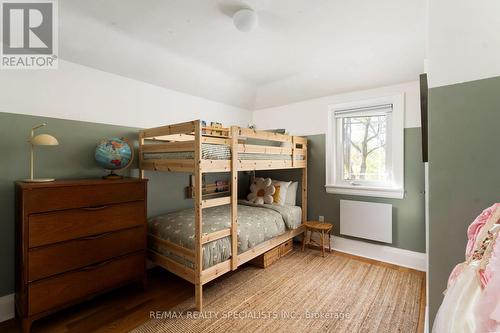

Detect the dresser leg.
[{"left": 21, "top": 318, "right": 32, "bottom": 333}]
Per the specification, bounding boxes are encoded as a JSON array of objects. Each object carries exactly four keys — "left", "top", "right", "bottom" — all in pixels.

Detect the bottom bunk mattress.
[{"left": 148, "top": 201, "right": 302, "bottom": 270}]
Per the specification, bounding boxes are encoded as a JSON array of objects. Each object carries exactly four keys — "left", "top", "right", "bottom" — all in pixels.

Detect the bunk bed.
[{"left": 138, "top": 120, "right": 307, "bottom": 311}]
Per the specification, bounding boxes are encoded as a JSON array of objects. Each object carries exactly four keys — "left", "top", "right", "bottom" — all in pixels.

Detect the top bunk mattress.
[
  {"left": 148, "top": 201, "right": 302, "bottom": 270},
  {"left": 143, "top": 143, "right": 305, "bottom": 161}
]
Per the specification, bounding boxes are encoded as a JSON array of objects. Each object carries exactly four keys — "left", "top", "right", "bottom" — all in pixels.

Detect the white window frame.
[{"left": 325, "top": 94, "right": 405, "bottom": 199}]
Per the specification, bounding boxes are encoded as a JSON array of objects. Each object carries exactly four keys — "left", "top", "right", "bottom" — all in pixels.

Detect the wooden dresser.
[{"left": 15, "top": 178, "right": 148, "bottom": 333}]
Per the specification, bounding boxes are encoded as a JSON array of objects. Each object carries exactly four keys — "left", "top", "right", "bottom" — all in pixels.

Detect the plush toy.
[{"left": 247, "top": 177, "right": 275, "bottom": 204}]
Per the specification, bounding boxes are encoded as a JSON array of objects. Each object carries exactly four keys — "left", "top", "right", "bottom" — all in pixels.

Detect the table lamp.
[{"left": 24, "top": 123, "right": 59, "bottom": 183}]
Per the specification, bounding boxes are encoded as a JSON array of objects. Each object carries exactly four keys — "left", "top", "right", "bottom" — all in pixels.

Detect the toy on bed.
[{"left": 247, "top": 177, "right": 275, "bottom": 204}]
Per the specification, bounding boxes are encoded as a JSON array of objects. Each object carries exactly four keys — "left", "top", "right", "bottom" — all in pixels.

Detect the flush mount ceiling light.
[{"left": 233, "top": 8, "right": 258, "bottom": 32}]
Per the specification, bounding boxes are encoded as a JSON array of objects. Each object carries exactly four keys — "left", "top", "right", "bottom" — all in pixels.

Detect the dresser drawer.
[
  {"left": 28, "top": 226, "right": 145, "bottom": 282},
  {"left": 28, "top": 252, "right": 144, "bottom": 316},
  {"left": 29, "top": 201, "right": 145, "bottom": 248},
  {"left": 23, "top": 181, "right": 146, "bottom": 214}
]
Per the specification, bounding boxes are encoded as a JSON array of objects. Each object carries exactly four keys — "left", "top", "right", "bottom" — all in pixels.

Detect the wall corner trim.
[
  {"left": 0, "top": 293, "right": 14, "bottom": 323},
  {"left": 331, "top": 236, "right": 427, "bottom": 271}
]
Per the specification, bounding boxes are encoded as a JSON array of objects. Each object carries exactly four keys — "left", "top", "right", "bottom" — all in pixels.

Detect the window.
[{"left": 326, "top": 95, "right": 404, "bottom": 199}]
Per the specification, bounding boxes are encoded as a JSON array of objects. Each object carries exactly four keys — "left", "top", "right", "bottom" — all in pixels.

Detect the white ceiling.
[{"left": 60, "top": 0, "right": 425, "bottom": 110}]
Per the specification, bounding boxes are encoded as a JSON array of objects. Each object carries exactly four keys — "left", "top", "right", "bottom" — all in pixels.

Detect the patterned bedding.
[
  {"left": 143, "top": 143, "right": 305, "bottom": 160},
  {"left": 148, "top": 201, "right": 302, "bottom": 269}
]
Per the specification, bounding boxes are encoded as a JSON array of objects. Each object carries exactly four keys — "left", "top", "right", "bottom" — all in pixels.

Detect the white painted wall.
[
  {"left": 252, "top": 81, "right": 421, "bottom": 135},
  {"left": 60, "top": 8, "right": 256, "bottom": 110},
  {"left": 428, "top": 0, "right": 500, "bottom": 88},
  {"left": 0, "top": 60, "right": 252, "bottom": 128},
  {"left": 0, "top": 294, "right": 13, "bottom": 323}
]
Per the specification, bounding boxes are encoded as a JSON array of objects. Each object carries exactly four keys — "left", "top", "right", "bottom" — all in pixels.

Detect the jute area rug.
[{"left": 132, "top": 249, "right": 423, "bottom": 333}]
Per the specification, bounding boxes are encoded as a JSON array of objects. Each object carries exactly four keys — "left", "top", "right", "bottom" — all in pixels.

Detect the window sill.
[{"left": 324, "top": 185, "right": 404, "bottom": 199}]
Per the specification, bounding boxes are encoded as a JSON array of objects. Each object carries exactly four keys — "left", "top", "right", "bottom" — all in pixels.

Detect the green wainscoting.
[
  {"left": 0, "top": 112, "right": 196, "bottom": 297},
  {"left": 0, "top": 111, "right": 427, "bottom": 301},
  {"left": 428, "top": 76, "right": 500, "bottom": 323},
  {"left": 260, "top": 128, "right": 426, "bottom": 253}
]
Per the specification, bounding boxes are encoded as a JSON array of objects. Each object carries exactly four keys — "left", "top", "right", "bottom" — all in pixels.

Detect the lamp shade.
[{"left": 30, "top": 134, "right": 59, "bottom": 146}]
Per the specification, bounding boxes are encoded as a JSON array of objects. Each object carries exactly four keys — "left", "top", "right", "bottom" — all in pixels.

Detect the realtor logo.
[{"left": 1, "top": 0, "right": 58, "bottom": 69}]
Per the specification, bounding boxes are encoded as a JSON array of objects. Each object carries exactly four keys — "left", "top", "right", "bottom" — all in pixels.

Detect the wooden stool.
[{"left": 301, "top": 221, "right": 333, "bottom": 257}]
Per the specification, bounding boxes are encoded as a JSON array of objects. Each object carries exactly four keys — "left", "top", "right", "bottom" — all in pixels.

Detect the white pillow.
[
  {"left": 285, "top": 181, "right": 298, "bottom": 206},
  {"left": 271, "top": 180, "right": 291, "bottom": 205}
]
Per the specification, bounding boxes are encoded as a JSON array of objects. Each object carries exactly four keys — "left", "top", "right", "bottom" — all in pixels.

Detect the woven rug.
[{"left": 132, "top": 250, "right": 423, "bottom": 333}]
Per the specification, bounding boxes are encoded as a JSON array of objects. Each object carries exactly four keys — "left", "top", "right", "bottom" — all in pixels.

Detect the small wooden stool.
[{"left": 301, "top": 221, "right": 333, "bottom": 257}]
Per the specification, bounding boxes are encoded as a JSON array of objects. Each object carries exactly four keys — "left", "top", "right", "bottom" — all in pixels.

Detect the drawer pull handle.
[
  {"left": 82, "top": 205, "right": 108, "bottom": 211},
  {"left": 81, "top": 232, "right": 112, "bottom": 241}
]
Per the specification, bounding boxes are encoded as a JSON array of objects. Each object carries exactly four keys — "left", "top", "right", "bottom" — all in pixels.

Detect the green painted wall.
[
  {"left": 0, "top": 112, "right": 201, "bottom": 297},
  {"left": 261, "top": 128, "right": 426, "bottom": 253},
  {"left": 428, "top": 76, "right": 500, "bottom": 323},
  {"left": 0, "top": 111, "right": 426, "bottom": 299}
]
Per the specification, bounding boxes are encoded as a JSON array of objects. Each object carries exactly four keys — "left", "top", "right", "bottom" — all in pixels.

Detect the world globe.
[{"left": 95, "top": 138, "right": 133, "bottom": 179}]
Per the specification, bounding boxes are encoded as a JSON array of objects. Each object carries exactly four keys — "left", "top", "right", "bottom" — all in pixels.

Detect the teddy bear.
[{"left": 247, "top": 177, "right": 275, "bottom": 204}]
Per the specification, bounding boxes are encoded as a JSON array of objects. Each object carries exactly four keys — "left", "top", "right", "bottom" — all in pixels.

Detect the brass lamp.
[{"left": 24, "top": 123, "right": 59, "bottom": 183}]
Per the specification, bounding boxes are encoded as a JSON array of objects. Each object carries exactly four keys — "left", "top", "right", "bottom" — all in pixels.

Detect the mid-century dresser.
[{"left": 15, "top": 178, "right": 148, "bottom": 333}]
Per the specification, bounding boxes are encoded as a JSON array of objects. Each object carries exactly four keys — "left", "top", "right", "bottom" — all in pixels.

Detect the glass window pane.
[{"left": 342, "top": 115, "right": 388, "bottom": 182}]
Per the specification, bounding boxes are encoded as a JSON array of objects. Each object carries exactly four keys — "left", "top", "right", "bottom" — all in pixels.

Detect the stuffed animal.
[{"left": 247, "top": 177, "right": 275, "bottom": 204}]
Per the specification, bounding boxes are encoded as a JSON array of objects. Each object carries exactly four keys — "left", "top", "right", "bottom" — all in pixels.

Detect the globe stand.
[{"left": 102, "top": 171, "right": 123, "bottom": 180}]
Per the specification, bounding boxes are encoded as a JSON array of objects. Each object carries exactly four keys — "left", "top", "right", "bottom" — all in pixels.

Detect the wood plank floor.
[{"left": 0, "top": 249, "right": 426, "bottom": 333}]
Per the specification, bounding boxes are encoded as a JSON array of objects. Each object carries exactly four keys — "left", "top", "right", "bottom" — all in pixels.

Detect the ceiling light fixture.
[{"left": 233, "top": 8, "right": 258, "bottom": 32}]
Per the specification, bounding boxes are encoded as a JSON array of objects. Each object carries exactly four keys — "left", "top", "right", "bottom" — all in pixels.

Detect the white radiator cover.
[{"left": 340, "top": 200, "right": 393, "bottom": 243}]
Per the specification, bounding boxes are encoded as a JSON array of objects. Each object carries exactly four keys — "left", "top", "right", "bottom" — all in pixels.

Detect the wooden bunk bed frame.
[{"left": 138, "top": 120, "right": 307, "bottom": 311}]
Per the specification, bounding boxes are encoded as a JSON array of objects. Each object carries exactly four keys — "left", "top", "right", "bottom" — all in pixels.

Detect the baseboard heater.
[{"left": 340, "top": 200, "right": 392, "bottom": 243}]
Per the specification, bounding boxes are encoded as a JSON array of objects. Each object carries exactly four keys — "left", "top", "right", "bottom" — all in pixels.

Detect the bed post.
[
  {"left": 193, "top": 120, "right": 203, "bottom": 311},
  {"left": 230, "top": 126, "right": 239, "bottom": 271},
  {"left": 138, "top": 132, "right": 145, "bottom": 179}
]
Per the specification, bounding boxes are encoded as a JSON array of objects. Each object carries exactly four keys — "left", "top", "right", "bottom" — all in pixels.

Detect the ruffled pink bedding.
[
  {"left": 447, "top": 204, "right": 499, "bottom": 289},
  {"left": 435, "top": 203, "right": 500, "bottom": 333},
  {"left": 476, "top": 234, "right": 500, "bottom": 333},
  {"left": 466, "top": 204, "right": 498, "bottom": 258}
]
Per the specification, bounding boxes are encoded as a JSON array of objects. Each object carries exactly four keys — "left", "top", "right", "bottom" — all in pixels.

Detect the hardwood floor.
[
  {"left": 0, "top": 267, "right": 192, "bottom": 333},
  {"left": 0, "top": 249, "right": 426, "bottom": 333}
]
